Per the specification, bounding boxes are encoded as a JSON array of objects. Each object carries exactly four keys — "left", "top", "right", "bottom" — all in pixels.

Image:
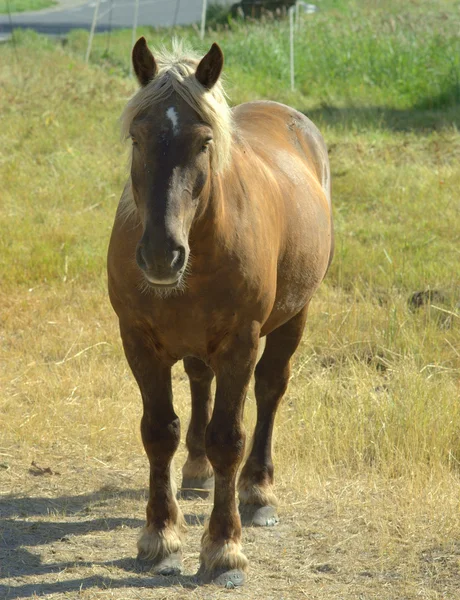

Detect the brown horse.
[{"left": 107, "top": 38, "right": 333, "bottom": 587}]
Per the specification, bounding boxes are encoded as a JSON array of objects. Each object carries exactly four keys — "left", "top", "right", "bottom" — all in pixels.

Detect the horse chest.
[{"left": 132, "top": 297, "right": 241, "bottom": 363}]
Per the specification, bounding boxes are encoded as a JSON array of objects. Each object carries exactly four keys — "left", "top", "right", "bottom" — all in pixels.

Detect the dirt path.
[{"left": 2, "top": 457, "right": 458, "bottom": 600}]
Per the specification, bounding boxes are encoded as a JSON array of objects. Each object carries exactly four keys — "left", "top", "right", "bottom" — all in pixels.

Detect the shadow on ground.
[
  {"left": 0, "top": 574, "right": 200, "bottom": 599},
  {"left": 0, "top": 488, "right": 208, "bottom": 598},
  {"left": 0, "top": 487, "right": 146, "bottom": 519},
  {"left": 303, "top": 84, "right": 460, "bottom": 132}
]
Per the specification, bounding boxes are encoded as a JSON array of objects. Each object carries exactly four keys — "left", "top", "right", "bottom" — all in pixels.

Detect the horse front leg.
[
  {"left": 120, "top": 324, "right": 184, "bottom": 575},
  {"left": 180, "top": 357, "right": 214, "bottom": 499},
  {"left": 199, "top": 324, "right": 260, "bottom": 587}
]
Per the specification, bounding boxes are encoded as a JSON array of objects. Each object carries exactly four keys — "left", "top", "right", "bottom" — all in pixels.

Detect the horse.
[{"left": 107, "top": 38, "right": 333, "bottom": 587}]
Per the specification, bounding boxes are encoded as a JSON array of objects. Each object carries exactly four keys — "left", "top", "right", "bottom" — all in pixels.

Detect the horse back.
[{"left": 233, "top": 101, "right": 331, "bottom": 209}]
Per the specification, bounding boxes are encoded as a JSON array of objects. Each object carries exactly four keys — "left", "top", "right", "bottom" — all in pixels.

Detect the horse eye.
[
  {"left": 201, "top": 139, "right": 212, "bottom": 152},
  {"left": 131, "top": 137, "right": 138, "bottom": 146}
]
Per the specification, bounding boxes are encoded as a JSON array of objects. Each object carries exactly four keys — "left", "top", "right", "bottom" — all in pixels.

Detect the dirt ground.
[{"left": 2, "top": 455, "right": 459, "bottom": 600}]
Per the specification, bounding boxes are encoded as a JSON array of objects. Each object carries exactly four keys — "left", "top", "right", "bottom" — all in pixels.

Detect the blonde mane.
[{"left": 121, "top": 40, "right": 232, "bottom": 169}]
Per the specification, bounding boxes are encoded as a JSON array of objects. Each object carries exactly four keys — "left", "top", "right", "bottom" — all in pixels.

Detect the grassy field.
[
  {"left": 1, "top": 1, "right": 460, "bottom": 597},
  {"left": 0, "top": 0, "right": 56, "bottom": 14}
]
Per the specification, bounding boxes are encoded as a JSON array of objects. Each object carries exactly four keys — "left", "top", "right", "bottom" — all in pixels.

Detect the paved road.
[{"left": 0, "top": 0, "right": 231, "bottom": 38}]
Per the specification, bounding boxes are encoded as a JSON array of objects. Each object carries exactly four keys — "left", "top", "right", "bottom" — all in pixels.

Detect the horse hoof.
[
  {"left": 239, "top": 504, "right": 279, "bottom": 527},
  {"left": 136, "top": 551, "right": 183, "bottom": 576},
  {"left": 198, "top": 566, "right": 246, "bottom": 587},
  {"left": 179, "top": 476, "right": 214, "bottom": 499}
]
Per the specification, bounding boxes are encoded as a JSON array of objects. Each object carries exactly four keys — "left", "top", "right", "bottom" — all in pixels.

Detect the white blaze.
[{"left": 166, "top": 107, "right": 180, "bottom": 136}]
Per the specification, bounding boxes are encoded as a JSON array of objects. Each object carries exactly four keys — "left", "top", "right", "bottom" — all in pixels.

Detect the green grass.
[
  {"left": 0, "top": 0, "right": 56, "bottom": 13},
  {"left": 1, "top": 2, "right": 459, "bottom": 477},
  {"left": 67, "top": 0, "right": 460, "bottom": 111},
  {"left": 1, "top": 8, "right": 460, "bottom": 596}
]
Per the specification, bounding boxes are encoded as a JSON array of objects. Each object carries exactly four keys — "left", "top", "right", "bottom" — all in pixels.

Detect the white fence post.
[
  {"left": 200, "top": 0, "right": 207, "bottom": 40},
  {"left": 85, "top": 0, "right": 101, "bottom": 64},
  {"left": 289, "top": 3, "right": 318, "bottom": 91},
  {"left": 289, "top": 5, "right": 295, "bottom": 91},
  {"left": 129, "top": 0, "right": 140, "bottom": 77}
]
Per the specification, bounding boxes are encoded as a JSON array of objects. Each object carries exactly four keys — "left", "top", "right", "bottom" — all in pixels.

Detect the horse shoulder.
[{"left": 233, "top": 101, "right": 330, "bottom": 203}]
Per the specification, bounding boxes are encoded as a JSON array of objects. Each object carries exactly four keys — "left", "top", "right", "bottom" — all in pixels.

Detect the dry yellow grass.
[
  {"left": 2, "top": 282, "right": 459, "bottom": 598},
  {"left": 1, "top": 28, "right": 460, "bottom": 599}
]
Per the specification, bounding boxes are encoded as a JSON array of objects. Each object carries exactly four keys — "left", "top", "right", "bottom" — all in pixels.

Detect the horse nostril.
[
  {"left": 136, "top": 245, "right": 147, "bottom": 271},
  {"left": 136, "top": 240, "right": 186, "bottom": 278},
  {"left": 171, "top": 246, "right": 186, "bottom": 271}
]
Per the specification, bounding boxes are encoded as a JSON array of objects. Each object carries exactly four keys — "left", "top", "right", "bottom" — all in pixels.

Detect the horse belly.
[{"left": 263, "top": 185, "right": 331, "bottom": 334}]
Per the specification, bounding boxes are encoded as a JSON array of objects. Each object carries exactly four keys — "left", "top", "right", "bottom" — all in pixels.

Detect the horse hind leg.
[
  {"left": 238, "top": 305, "right": 309, "bottom": 527},
  {"left": 180, "top": 357, "right": 214, "bottom": 499}
]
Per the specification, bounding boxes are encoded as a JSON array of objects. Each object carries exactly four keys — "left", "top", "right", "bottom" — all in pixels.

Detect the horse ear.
[
  {"left": 195, "top": 43, "right": 224, "bottom": 90},
  {"left": 132, "top": 37, "right": 158, "bottom": 86}
]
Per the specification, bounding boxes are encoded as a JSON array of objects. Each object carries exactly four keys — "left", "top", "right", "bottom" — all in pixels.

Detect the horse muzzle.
[{"left": 136, "top": 241, "right": 187, "bottom": 286}]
